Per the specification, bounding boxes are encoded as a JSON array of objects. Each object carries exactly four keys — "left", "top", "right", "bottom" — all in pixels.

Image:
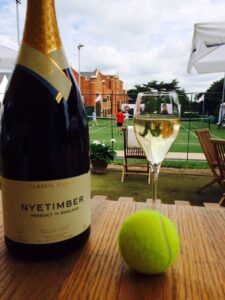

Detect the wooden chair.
[
  {"left": 195, "top": 128, "right": 223, "bottom": 192},
  {"left": 121, "top": 126, "right": 151, "bottom": 184},
  {"left": 211, "top": 138, "right": 225, "bottom": 205}
]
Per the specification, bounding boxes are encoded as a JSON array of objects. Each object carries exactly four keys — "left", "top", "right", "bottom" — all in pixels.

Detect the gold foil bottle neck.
[{"left": 22, "top": 0, "right": 62, "bottom": 54}]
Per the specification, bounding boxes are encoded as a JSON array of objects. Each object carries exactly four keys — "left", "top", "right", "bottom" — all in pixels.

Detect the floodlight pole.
[
  {"left": 202, "top": 95, "right": 205, "bottom": 120},
  {"left": 186, "top": 93, "right": 193, "bottom": 161},
  {"left": 219, "top": 73, "right": 225, "bottom": 126},
  {"left": 78, "top": 43, "right": 84, "bottom": 88},
  {"left": 16, "top": 0, "right": 21, "bottom": 45}
]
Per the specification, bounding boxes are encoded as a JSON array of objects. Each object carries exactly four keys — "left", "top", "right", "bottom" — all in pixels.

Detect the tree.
[
  {"left": 204, "top": 78, "right": 224, "bottom": 116},
  {"left": 127, "top": 79, "right": 189, "bottom": 116}
]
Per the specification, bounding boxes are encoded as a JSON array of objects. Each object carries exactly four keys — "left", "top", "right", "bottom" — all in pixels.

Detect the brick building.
[{"left": 72, "top": 68, "right": 128, "bottom": 116}]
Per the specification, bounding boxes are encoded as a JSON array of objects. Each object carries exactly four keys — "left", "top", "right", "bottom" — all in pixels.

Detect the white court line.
[
  {"left": 181, "top": 124, "right": 223, "bottom": 140},
  {"left": 175, "top": 142, "right": 199, "bottom": 145},
  {"left": 89, "top": 126, "right": 108, "bottom": 133},
  {"left": 210, "top": 132, "right": 224, "bottom": 139},
  {"left": 180, "top": 124, "right": 198, "bottom": 139}
]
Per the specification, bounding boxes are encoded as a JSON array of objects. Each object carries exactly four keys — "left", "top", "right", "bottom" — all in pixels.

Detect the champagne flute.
[{"left": 133, "top": 92, "right": 181, "bottom": 203}]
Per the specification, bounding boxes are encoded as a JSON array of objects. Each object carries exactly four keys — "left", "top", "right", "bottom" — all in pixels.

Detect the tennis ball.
[{"left": 118, "top": 210, "right": 180, "bottom": 274}]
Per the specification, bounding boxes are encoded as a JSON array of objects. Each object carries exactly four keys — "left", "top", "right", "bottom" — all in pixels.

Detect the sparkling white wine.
[
  {"left": 0, "top": 0, "right": 90, "bottom": 260},
  {"left": 134, "top": 117, "right": 181, "bottom": 165}
]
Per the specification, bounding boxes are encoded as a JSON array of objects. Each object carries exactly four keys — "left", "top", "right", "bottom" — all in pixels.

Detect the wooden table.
[{"left": 0, "top": 197, "right": 224, "bottom": 300}]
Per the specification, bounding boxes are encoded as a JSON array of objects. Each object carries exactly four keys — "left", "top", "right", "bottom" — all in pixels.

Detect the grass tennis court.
[{"left": 88, "top": 117, "right": 225, "bottom": 154}]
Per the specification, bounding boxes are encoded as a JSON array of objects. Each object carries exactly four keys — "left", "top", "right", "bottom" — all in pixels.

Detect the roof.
[{"left": 81, "top": 70, "right": 97, "bottom": 79}]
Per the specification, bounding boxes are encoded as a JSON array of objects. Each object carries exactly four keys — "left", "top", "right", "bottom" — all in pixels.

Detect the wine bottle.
[{"left": 0, "top": 0, "right": 91, "bottom": 260}]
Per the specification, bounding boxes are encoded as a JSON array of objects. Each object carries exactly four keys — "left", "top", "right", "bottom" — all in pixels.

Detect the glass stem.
[{"left": 151, "top": 163, "right": 161, "bottom": 203}]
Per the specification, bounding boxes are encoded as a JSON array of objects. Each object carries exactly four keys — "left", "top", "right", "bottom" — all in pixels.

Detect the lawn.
[
  {"left": 90, "top": 117, "right": 224, "bottom": 206},
  {"left": 91, "top": 169, "right": 222, "bottom": 206},
  {"left": 88, "top": 117, "right": 225, "bottom": 153}
]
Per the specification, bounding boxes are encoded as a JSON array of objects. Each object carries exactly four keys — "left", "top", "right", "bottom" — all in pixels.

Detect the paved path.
[{"left": 116, "top": 151, "right": 206, "bottom": 161}]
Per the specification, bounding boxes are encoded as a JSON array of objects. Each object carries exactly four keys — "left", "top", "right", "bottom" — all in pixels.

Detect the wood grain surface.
[{"left": 0, "top": 197, "right": 224, "bottom": 300}]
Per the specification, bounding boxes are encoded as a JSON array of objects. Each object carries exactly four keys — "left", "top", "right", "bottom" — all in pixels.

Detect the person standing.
[
  {"left": 116, "top": 109, "right": 124, "bottom": 134},
  {"left": 124, "top": 111, "right": 129, "bottom": 122},
  {"left": 92, "top": 110, "right": 98, "bottom": 125}
]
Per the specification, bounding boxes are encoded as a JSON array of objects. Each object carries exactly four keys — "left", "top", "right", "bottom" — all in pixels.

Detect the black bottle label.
[{"left": 17, "top": 44, "right": 71, "bottom": 103}]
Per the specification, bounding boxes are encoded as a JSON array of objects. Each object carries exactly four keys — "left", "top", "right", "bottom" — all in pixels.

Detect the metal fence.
[
  {"left": 0, "top": 91, "right": 224, "bottom": 161},
  {"left": 86, "top": 91, "right": 225, "bottom": 161}
]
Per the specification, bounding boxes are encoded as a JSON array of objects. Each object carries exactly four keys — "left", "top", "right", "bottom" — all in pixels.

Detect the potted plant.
[{"left": 90, "top": 140, "right": 116, "bottom": 174}]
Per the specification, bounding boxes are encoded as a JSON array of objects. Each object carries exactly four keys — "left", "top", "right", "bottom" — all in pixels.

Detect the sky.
[{"left": 0, "top": 0, "right": 225, "bottom": 93}]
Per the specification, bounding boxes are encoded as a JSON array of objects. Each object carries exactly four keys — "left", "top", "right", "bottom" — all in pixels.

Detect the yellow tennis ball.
[{"left": 118, "top": 210, "right": 180, "bottom": 274}]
